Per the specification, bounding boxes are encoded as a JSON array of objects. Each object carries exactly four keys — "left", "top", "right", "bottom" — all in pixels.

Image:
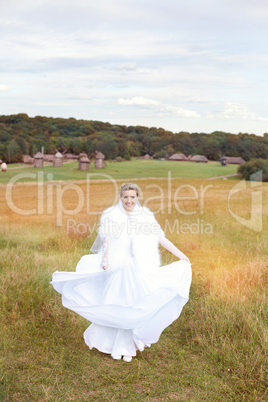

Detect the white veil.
[{"left": 90, "top": 199, "right": 142, "bottom": 253}]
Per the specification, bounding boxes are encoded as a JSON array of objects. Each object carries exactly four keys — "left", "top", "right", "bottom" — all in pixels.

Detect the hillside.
[{"left": 0, "top": 113, "right": 268, "bottom": 163}]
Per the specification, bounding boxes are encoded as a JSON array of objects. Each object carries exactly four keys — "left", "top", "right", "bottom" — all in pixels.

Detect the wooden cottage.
[
  {"left": 53, "top": 151, "right": 63, "bottom": 167},
  {"left": 34, "top": 152, "right": 44, "bottom": 168},
  {"left": 79, "top": 156, "right": 90, "bottom": 171},
  {"left": 79, "top": 152, "right": 88, "bottom": 158},
  {"left": 143, "top": 154, "right": 152, "bottom": 159},
  {"left": 95, "top": 152, "right": 106, "bottom": 168},
  {"left": 64, "top": 153, "right": 79, "bottom": 160},
  {"left": 189, "top": 155, "right": 208, "bottom": 163},
  {"left": 168, "top": 153, "right": 188, "bottom": 161},
  {"left": 225, "top": 157, "right": 245, "bottom": 165},
  {"left": 21, "top": 155, "right": 34, "bottom": 164},
  {"left": 43, "top": 154, "right": 54, "bottom": 162}
]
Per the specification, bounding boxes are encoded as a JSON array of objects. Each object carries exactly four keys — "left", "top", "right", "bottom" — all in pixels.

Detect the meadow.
[
  {"left": 0, "top": 165, "right": 267, "bottom": 400},
  {"left": 0, "top": 159, "right": 239, "bottom": 183}
]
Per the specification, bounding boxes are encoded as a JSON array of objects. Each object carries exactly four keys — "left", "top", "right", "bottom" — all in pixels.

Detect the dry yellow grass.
[{"left": 0, "top": 177, "right": 267, "bottom": 400}]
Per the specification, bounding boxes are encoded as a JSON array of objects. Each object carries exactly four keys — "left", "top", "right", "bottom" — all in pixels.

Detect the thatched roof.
[
  {"left": 96, "top": 152, "right": 105, "bottom": 159},
  {"left": 225, "top": 156, "right": 245, "bottom": 164},
  {"left": 34, "top": 152, "right": 44, "bottom": 159},
  {"left": 22, "top": 155, "right": 34, "bottom": 164},
  {"left": 190, "top": 155, "right": 208, "bottom": 163},
  {"left": 168, "top": 153, "right": 188, "bottom": 161},
  {"left": 79, "top": 156, "right": 90, "bottom": 163},
  {"left": 143, "top": 154, "right": 151, "bottom": 159},
  {"left": 54, "top": 151, "right": 63, "bottom": 158}
]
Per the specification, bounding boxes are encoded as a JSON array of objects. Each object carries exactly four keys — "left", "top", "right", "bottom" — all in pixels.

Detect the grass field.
[
  {"left": 0, "top": 173, "right": 267, "bottom": 400},
  {"left": 0, "top": 159, "right": 239, "bottom": 184}
]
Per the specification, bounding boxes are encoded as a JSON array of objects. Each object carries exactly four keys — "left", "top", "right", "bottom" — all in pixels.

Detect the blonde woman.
[{"left": 51, "top": 183, "right": 191, "bottom": 362}]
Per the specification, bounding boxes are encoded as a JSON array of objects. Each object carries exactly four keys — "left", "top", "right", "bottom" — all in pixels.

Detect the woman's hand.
[
  {"left": 102, "top": 265, "right": 109, "bottom": 270},
  {"left": 181, "top": 256, "right": 191, "bottom": 264}
]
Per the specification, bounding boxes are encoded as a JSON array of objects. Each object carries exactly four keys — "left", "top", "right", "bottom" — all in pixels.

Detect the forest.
[{"left": 0, "top": 113, "right": 268, "bottom": 163}]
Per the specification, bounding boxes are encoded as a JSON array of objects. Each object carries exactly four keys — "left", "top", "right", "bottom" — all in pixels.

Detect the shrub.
[
  {"left": 238, "top": 159, "right": 268, "bottom": 181},
  {"left": 115, "top": 156, "right": 124, "bottom": 162}
]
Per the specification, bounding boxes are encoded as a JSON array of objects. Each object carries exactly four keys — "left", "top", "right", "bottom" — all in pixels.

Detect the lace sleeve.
[{"left": 101, "top": 238, "right": 109, "bottom": 270}]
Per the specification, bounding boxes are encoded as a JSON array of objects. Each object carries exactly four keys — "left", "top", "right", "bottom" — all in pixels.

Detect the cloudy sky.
[{"left": 1, "top": 0, "right": 268, "bottom": 135}]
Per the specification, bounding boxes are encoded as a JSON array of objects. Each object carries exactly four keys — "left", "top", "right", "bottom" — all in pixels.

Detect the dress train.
[{"left": 51, "top": 254, "right": 191, "bottom": 357}]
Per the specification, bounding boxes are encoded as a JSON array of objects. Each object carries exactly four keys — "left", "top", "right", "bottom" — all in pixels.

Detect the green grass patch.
[{"left": 0, "top": 159, "right": 239, "bottom": 183}]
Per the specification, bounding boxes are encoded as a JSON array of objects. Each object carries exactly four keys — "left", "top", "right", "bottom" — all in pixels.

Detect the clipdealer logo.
[
  {"left": 4, "top": 171, "right": 213, "bottom": 226},
  {"left": 228, "top": 170, "right": 263, "bottom": 232}
]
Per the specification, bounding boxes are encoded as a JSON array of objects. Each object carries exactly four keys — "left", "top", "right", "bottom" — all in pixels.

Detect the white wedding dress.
[{"left": 51, "top": 201, "right": 192, "bottom": 358}]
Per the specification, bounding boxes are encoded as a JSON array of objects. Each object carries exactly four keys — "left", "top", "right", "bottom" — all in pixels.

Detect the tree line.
[{"left": 0, "top": 113, "right": 268, "bottom": 163}]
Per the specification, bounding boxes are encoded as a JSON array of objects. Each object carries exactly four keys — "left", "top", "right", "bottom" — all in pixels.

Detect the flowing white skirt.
[{"left": 51, "top": 254, "right": 191, "bottom": 357}]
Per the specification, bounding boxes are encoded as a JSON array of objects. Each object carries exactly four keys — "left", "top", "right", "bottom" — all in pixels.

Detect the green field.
[
  {"left": 0, "top": 159, "right": 239, "bottom": 183},
  {"left": 0, "top": 170, "right": 267, "bottom": 400}
]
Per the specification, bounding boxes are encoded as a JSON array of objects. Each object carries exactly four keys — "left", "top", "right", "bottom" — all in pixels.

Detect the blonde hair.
[{"left": 120, "top": 183, "right": 139, "bottom": 197}]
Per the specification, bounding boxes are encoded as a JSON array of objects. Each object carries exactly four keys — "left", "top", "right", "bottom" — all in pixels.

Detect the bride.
[{"left": 51, "top": 183, "right": 192, "bottom": 362}]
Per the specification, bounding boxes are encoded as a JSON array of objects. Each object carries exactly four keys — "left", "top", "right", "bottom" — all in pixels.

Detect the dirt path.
[{"left": 207, "top": 173, "right": 240, "bottom": 180}]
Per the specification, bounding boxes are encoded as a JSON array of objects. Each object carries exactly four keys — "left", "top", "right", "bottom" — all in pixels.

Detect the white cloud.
[
  {"left": 66, "top": 95, "right": 92, "bottom": 101},
  {"left": 160, "top": 106, "right": 201, "bottom": 118},
  {"left": 118, "top": 97, "right": 201, "bottom": 119},
  {"left": 0, "top": 85, "right": 10, "bottom": 92},
  {"left": 207, "top": 102, "right": 268, "bottom": 122},
  {"left": 118, "top": 97, "right": 160, "bottom": 107},
  {"left": 115, "top": 63, "right": 137, "bottom": 72}
]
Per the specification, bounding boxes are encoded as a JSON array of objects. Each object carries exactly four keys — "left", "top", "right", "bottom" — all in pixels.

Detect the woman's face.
[{"left": 121, "top": 190, "right": 139, "bottom": 212}]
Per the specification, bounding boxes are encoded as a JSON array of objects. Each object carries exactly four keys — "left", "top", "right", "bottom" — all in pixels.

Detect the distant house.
[
  {"left": 64, "top": 153, "right": 79, "bottom": 160},
  {"left": 225, "top": 157, "right": 245, "bottom": 164},
  {"left": 168, "top": 153, "right": 188, "bottom": 161},
  {"left": 53, "top": 151, "right": 63, "bottom": 167},
  {"left": 189, "top": 155, "right": 208, "bottom": 163},
  {"left": 79, "top": 156, "right": 90, "bottom": 171},
  {"left": 43, "top": 154, "right": 54, "bottom": 162},
  {"left": 21, "top": 155, "right": 34, "bottom": 164},
  {"left": 95, "top": 152, "right": 106, "bottom": 168},
  {"left": 34, "top": 152, "right": 44, "bottom": 168},
  {"left": 143, "top": 154, "right": 152, "bottom": 159}
]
